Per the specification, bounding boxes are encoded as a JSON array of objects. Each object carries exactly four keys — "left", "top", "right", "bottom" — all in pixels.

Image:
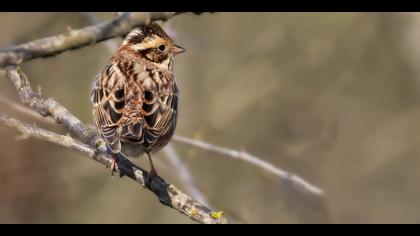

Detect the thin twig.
[
  {"left": 2, "top": 67, "right": 226, "bottom": 224},
  {"left": 0, "top": 114, "right": 93, "bottom": 155},
  {"left": 172, "top": 135, "right": 324, "bottom": 196},
  {"left": 163, "top": 144, "right": 210, "bottom": 206},
  {"left": 0, "top": 93, "right": 55, "bottom": 125}
]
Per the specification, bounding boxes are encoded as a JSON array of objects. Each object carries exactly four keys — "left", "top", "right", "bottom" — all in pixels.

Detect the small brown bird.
[{"left": 90, "top": 23, "right": 185, "bottom": 177}]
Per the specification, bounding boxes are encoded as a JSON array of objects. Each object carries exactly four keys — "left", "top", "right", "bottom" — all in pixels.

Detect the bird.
[{"left": 90, "top": 22, "right": 185, "bottom": 178}]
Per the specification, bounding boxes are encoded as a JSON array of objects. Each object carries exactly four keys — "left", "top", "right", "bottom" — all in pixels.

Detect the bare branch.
[
  {"left": 0, "top": 114, "right": 93, "bottom": 155},
  {"left": 172, "top": 135, "right": 324, "bottom": 196},
  {"left": 0, "top": 12, "right": 182, "bottom": 67},
  {"left": 5, "top": 67, "right": 50, "bottom": 116},
  {"left": 80, "top": 12, "right": 121, "bottom": 52},
  {"left": 1, "top": 67, "right": 227, "bottom": 224},
  {"left": 0, "top": 93, "right": 55, "bottom": 125}
]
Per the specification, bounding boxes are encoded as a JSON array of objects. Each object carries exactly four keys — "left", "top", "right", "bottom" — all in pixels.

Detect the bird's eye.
[{"left": 158, "top": 45, "right": 165, "bottom": 51}]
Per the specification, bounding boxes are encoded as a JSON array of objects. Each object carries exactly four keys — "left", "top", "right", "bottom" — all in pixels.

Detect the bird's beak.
[{"left": 170, "top": 44, "right": 186, "bottom": 55}]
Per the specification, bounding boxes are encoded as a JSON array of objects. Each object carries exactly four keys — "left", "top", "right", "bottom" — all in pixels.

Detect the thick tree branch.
[
  {"left": 0, "top": 12, "right": 181, "bottom": 67},
  {"left": 1, "top": 67, "right": 227, "bottom": 224}
]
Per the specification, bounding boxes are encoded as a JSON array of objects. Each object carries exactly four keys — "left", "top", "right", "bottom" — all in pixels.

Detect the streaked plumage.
[{"left": 90, "top": 23, "right": 185, "bottom": 176}]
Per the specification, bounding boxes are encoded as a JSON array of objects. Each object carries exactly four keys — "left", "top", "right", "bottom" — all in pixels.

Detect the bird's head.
[{"left": 123, "top": 23, "right": 185, "bottom": 65}]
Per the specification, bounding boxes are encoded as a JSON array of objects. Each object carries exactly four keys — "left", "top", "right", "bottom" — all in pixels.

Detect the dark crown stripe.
[{"left": 126, "top": 23, "right": 170, "bottom": 45}]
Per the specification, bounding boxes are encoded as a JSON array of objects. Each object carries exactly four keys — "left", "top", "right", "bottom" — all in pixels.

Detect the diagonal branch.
[
  {"left": 172, "top": 135, "right": 324, "bottom": 196},
  {"left": 0, "top": 114, "right": 93, "bottom": 155},
  {"left": 163, "top": 144, "right": 211, "bottom": 206},
  {"left": 1, "top": 67, "right": 227, "bottom": 224},
  {"left": 0, "top": 12, "right": 182, "bottom": 67},
  {"left": 0, "top": 93, "right": 55, "bottom": 124}
]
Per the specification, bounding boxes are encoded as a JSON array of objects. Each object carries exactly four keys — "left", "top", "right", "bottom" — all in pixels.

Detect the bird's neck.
[{"left": 154, "top": 56, "right": 174, "bottom": 71}]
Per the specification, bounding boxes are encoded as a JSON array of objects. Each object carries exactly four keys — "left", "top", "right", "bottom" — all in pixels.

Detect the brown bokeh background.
[{"left": 1, "top": 12, "right": 420, "bottom": 223}]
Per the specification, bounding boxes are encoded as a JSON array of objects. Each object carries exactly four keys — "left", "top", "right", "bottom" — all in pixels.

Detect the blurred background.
[{"left": 1, "top": 12, "right": 420, "bottom": 223}]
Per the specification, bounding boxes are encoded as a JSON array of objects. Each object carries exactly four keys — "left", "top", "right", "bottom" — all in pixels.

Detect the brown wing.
[
  {"left": 121, "top": 71, "right": 179, "bottom": 153},
  {"left": 141, "top": 80, "right": 178, "bottom": 152},
  {"left": 90, "top": 62, "right": 126, "bottom": 153}
]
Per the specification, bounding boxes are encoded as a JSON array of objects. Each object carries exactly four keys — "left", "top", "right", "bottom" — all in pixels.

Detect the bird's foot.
[
  {"left": 110, "top": 154, "right": 119, "bottom": 176},
  {"left": 145, "top": 166, "right": 165, "bottom": 187}
]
